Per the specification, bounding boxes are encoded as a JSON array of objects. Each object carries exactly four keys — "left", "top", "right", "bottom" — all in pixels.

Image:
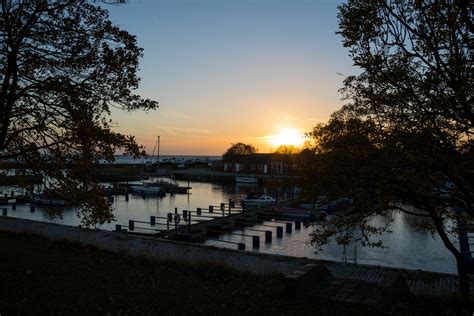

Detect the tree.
[
  {"left": 274, "top": 145, "right": 300, "bottom": 154},
  {"left": 222, "top": 142, "right": 257, "bottom": 161},
  {"left": 0, "top": 1, "right": 158, "bottom": 226},
  {"left": 303, "top": 0, "right": 473, "bottom": 294}
]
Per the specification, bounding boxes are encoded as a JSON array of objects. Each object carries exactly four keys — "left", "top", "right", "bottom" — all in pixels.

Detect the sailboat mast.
[{"left": 157, "top": 135, "right": 160, "bottom": 171}]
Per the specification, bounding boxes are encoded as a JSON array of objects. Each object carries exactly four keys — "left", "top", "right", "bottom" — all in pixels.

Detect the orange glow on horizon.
[{"left": 262, "top": 127, "right": 305, "bottom": 148}]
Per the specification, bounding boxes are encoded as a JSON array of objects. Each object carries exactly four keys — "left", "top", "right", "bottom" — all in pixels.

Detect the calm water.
[{"left": 0, "top": 181, "right": 459, "bottom": 274}]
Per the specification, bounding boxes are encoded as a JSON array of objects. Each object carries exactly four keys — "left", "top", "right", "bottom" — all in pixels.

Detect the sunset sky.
[{"left": 107, "top": 0, "right": 353, "bottom": 155}]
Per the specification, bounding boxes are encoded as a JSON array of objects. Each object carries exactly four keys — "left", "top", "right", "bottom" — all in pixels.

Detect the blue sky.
[{"left": 106, "top": 0, "right": 354, "bottom": 155}]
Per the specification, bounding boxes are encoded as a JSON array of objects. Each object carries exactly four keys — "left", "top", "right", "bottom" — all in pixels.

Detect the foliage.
[
  {"left": 303, "top": 0, "right": 473, "bottom": 294},
  {"left": 0, "top": 1, "right": 158, "bottom": 225},
  {"left": 222, "top": 142, "right": 257, "bottom": 161},
  {"left": 274, "top": 144, "right": 301, "bottom": 154}
]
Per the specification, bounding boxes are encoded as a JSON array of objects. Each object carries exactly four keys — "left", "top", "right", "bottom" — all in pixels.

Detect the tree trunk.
[{"left": 432, "top": 216, "right": 470, "bottom": 296}]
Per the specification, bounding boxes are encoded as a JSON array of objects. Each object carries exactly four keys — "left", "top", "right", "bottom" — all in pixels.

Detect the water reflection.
[{"left": 0, "top": 181, "right": 457, "bottom": 273}]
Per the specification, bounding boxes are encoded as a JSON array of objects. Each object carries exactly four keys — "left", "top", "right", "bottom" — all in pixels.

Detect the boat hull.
[
  {"left": 235, "top": 177, "right": 258, "bottom": 184},
  {"left": 130, "top": 185, "right": 165, "bottom": 196}
]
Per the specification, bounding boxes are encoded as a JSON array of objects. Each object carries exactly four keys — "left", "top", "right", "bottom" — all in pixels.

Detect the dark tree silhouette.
[
  {"left": 0, "top": 0, "right": 158, "bottom": 225},
  {"left": 303, "top": 0, "right": 473, "bottom": 294},
  {"left": 222, "top": 143, "right": 257, "bottom": 161}
]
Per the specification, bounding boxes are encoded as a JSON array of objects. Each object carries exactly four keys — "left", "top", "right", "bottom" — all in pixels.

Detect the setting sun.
[{"left": 263, "top": 128, "right": 305, "bottom": 147}]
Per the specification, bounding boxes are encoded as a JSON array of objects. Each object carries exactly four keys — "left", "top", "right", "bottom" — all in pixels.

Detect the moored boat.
[
  {"left": 130, "top": 184, "right": 166, "bottom": 196},
  {"left": 32, "top": 193, "right": 66, "bottom": 206},
  {"left": 235, "top": 176, "right": 258, "bottom": 184},
  {"left": 243, "top": 193, "right": 276, "bottom": 208}
]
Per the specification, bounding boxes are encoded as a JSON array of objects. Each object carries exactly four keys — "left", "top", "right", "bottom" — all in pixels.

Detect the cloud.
[
  {"left": 163, "top": 111, "right": 199, "bottom": 121},
  {"left": 156, "top": 126, "right": 216, "bottom": 138}
]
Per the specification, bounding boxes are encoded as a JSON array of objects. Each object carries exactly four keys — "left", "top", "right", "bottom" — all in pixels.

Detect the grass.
[{"left": 0, "top": 232, "right": 471, "bottom": 315}]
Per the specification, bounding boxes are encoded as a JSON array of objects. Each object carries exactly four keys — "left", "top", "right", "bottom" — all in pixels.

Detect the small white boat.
[
  {"left": 130, "top": 185, "right": 165, "bottom": 196},
  {"left": 243, "top": 194, "right": 276, "bottom": 208},
  {"left": 274, "top": 205, "right": 327, "bottom": 221},
  {"left": 235, "top": 176, "right": 258, "bottom": 184},
  {"left": 32, "top": 193, "right": 65, "bottom": 206}
]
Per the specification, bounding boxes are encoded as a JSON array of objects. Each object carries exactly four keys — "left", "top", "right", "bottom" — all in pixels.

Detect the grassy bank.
[{"left": 0, "top": 232, "right": 470, "bottom": 315}]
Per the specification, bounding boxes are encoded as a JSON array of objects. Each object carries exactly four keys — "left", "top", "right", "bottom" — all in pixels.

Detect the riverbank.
[
  {"left": 1, "top": 217, "right": 473, "bottom": 314},
  {"left": 0, "top": 231, "right": 472, "bottom": 315}
]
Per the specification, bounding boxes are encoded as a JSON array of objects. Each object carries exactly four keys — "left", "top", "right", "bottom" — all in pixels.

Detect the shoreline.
[{"left": 0, "top": 216, "right": 466, "bottom": 300}]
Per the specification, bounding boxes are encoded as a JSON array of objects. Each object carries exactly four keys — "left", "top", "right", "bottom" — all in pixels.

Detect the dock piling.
[
  {"left": 209, "top": 205, "right": 213, "bottom": 213},
  {"left": 276, "top": 226, "right": 283, "bottom": 238},
  {"left": 286, "top": 222, "right": 292, "bottom": 234},
  {"left": 265, "top": 230, "right": 272, "bottom": 243},
  {"left": 150, "top": 216, "right": 156, "bottom": 226},
  {"left": 295, "top": 220, "right": 301, "bottom": 230},
  {"left": 188, "top": 212, "right": 192, "bottom": 232},
  {"left": 252, "top": 236, "right": 260, "bottom": 248},
  {"left": 197, "top": 207, "right": 202, "bottom": 215},
  {"left": 129, "top": 220, "right": 135, "bottom": 231}
]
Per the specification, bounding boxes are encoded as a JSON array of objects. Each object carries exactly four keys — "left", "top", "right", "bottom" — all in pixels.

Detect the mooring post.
[
  {"left": 220, "top": 203, "right": 225, "bottom": 211},
  {"left": 168, "top": 213, "right": 173, "bottom": 231},
  {"left": 354, "top": 245, "right": 357, "bottom": 264},
  {"left": 115, "top": 224, "right": 122, "bottom": 232},
  {"left": 174, "top": 213, "right": 179, "bottom": 230},
  {"left": 228, "top": 198, "right": 232, "bottom": 215},
  {"left": 197, "top": 207, "right": 202, "bottom": 215},
  {"left": 129, "top": 220, "right": 135, "bottom": 231},
  {"left": 30, "top": 205, "right": 35, "bottom": 212},
  {"left": 125, "top": 193, "right": 129, "bottom": 202},
  {"left": 265, "top": 231, "right": 272, "bottom": 243},
  {"left": 183, "top": 210, "right": 188, "bottom": 222},
  {"left": 238, "top": 243, "right": 246, "bottom": 251},
  {"left": 2, "top": 208, "right": 7, "bottom": 216},
  {"left": 12, "top": 203, "right": 16, "bottom": 210},
  {"left": 286, "top": 222, "right": 292, "bottom": 234},
  {"left": 252, "top": 236, "right": 260, "bottom": 248},
  {"left": 150, "top": 216, "right": 156, "bottom": 226},
  {"left": 295, "top": 220, "right": 301, "bottom": 230},
  {"left": 276, "top": 226, "right": 283, "bottom": 238},
  {"left": 209, "top": 205, "right": 213, "bottom": 213},
  {"left": 241, "top": 200, "right": 245, "bottom": 215},
  {"left": 188, "top": 212, "right": 192, "bottom": 232},
  {"left": 11, "top": 191, "right": 14, "bottom": 197}
]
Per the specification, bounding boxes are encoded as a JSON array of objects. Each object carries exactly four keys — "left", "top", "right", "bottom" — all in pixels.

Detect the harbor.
[{"left": 0, "top": 179, "right": 468, "bottom": 275}]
